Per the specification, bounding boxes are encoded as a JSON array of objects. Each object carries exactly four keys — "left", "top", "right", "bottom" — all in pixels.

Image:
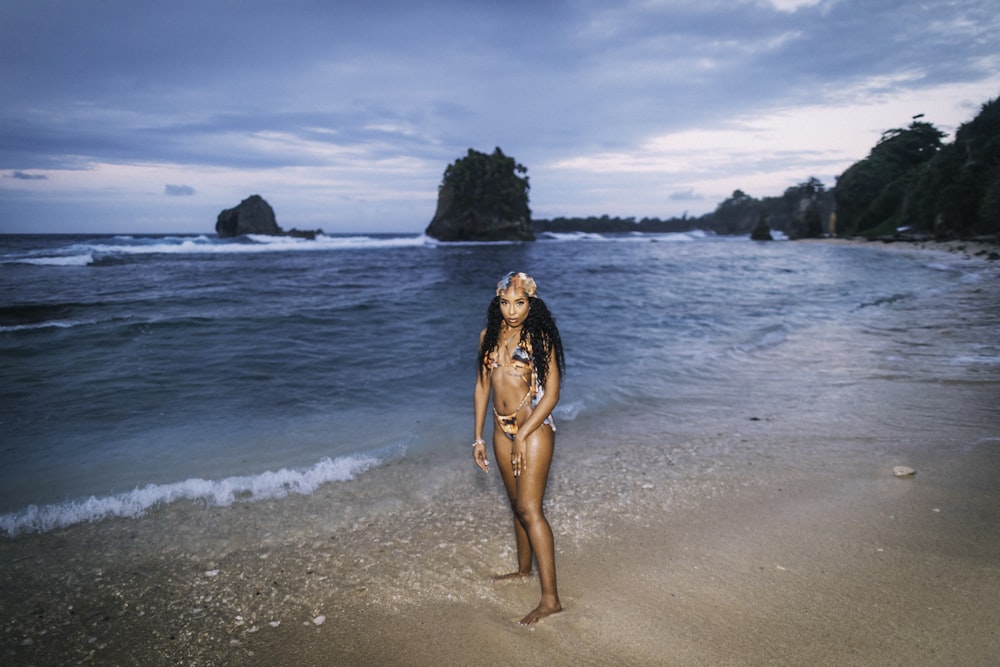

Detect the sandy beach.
[
  {"left": 4, "top": 420, "right": 998, "bottom": 665},
  {"left": 2, "top": 239, "right": 998, "bottom": 666}
]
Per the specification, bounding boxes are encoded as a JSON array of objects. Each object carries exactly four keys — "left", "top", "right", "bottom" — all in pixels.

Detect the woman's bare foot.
[
  {"left": 519, "top": 600, "right": 562, "bottom": 625},
  {"left": 491, "top": 571, "right": 532, "bottom": 584}
]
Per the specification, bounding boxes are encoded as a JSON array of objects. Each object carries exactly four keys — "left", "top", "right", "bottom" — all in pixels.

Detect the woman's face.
[{"left": 498, "top": 287, "right": 531, "bottom": 329}]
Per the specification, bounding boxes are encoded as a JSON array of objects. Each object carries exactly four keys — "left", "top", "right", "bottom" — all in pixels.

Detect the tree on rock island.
[{"left": 425, "top": 147, "right": 534, "bottom": 242}]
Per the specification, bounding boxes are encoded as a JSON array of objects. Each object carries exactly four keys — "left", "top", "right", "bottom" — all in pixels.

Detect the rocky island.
[
  {"left": 425, "top": 147, "right": 534, "bottom": 242},
  {"left": 215, "top": 195, "right": 322, "bottom": 239}
]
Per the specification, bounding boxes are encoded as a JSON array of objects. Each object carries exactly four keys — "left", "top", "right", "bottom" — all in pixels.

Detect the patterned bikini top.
[{"left": 487, "top": 336, "right": 541, "bottom": 401}]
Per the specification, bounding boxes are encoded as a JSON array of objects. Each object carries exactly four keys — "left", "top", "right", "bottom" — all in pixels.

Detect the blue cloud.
[
  {"left": 669, "top": 189, "right": 702, "bottom": 202},
  {"left": 164, "top": 184, "right": 195, "bottom": 196},
  {"left": 7, "top": 171, "right": 48, "bottom": 180}
]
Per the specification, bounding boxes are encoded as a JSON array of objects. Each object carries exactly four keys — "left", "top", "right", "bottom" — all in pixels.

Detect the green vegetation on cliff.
[
  {"left": 834, "top": 120, "right": 946, "bottom": 237},
  {"left": 817, "top": 95, "right": 999, "bottom": 239},
  {"left": 425, "top": 147, "right": 533, "bottom": 241},
  {"left": 897, "top": 97, "right": 1000, "bottom": 238},
  {"left": 441, "top": 147, "right": 530, "bottom": 218}
]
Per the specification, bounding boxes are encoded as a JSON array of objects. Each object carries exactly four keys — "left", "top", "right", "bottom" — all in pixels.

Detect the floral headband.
[{"left": 496, "top": 271, "right": 537, "bottom": 298}]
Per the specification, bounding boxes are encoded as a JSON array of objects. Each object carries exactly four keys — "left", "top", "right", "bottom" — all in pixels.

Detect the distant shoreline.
[{"left": 807, "top": 234, "right": 1000, "bottom": 261}]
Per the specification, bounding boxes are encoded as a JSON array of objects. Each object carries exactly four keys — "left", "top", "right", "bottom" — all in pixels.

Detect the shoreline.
[{"left": 805, "top": 234, "right": 1000, "bottom": 261}]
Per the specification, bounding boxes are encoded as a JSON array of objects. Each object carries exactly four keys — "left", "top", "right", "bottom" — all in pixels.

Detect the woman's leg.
[
  {"left": 493, "top": 436, "right": 533, "bottom": 579},
  {"left": 514, "top": 426, "right": 561, "bottom": 624}
]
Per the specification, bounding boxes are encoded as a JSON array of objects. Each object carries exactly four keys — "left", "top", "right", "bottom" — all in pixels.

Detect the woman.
[{"left": 473, "top": 271, "right": 565, "bottom": 625}]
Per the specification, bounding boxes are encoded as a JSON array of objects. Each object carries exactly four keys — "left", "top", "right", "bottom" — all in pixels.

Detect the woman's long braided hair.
[{"left": 478, "top": 295, "right": 565, "bottom": 387}]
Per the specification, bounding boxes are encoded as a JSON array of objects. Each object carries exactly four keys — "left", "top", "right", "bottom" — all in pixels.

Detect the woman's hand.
[
  {"left": 511, "top": 435, "right": 527, "bottom": 477},
  {"left": 473, "top": 441, "right": 490, "bottom": 473}
]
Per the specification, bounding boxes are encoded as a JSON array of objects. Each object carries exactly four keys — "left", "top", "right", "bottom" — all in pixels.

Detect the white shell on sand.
[{"left": 893, "top": 466, "right": 916, "bottom": 477}]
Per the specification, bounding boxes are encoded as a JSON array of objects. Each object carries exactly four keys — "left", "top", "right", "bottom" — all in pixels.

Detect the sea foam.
[
  {"left": 4, "top": 254, "right": 94, "bottom": 267},
  {"left": 2, "top": 234, "right": 435, "bottom": 268},
  {"left": 540, "top": 231, "right": 608, "bottom": 242},
  {"left": 0, "top": 319, "right": 95, "bottom": 333},
  {"left": 0, "top": 454, "right": 379, "bottom": 538}
]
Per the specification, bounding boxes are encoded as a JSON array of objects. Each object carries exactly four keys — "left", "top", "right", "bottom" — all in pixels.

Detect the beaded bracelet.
[{"left": 472, "top": 439, "right": 486, "bottom": 448}]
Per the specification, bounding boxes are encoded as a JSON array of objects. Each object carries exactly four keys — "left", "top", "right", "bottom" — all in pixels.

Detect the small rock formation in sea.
[
  {"left": 425, "top": 147, "right": 534, "bottom": 242},
  {"left": 750, "top": 214, "right": 774, "bottom": 241},
  {"left": 215, "top": 195, "right": 322, "bottom": 239}
]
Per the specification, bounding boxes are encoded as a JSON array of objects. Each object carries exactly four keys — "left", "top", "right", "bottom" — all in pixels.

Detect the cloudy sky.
[{"left": 1, "top": 0, "right": 998, "bottom": 234}]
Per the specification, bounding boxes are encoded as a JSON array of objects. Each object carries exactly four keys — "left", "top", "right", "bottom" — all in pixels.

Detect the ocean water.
[{"left": 2, "top": 231, "right": 998, "bottom": 536}]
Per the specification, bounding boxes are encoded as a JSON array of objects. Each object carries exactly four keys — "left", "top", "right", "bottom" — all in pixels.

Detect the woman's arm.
[{"left": 473, "top": 329, "right": 491, "bottom": 472}]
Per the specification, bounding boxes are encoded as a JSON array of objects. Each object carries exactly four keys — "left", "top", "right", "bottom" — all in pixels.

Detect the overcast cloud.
[{"left": 1, "top": 0, "right": 998, "bottom": 233}]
